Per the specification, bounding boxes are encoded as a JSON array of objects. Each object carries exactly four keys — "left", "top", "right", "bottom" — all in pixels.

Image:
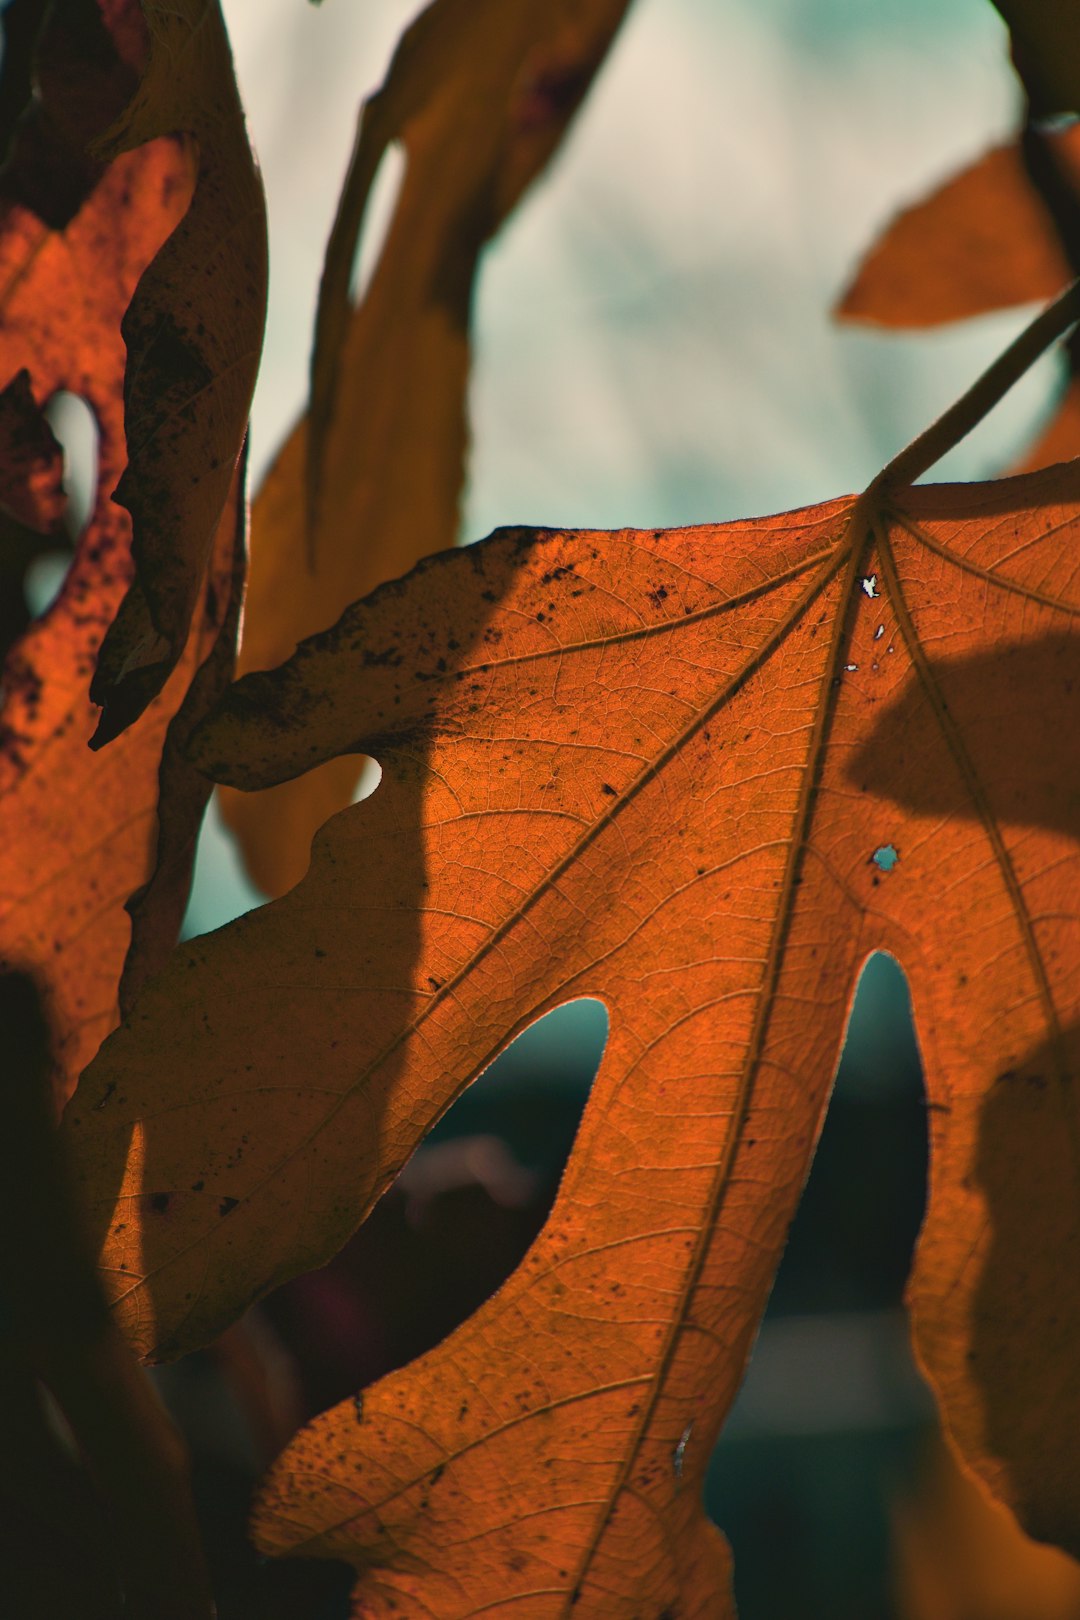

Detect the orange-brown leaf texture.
[
  {"left": 0, "top": 137, "right": 241, "bottom": 1106},
  {"left": 67, "top": 455, "right": 1080, "bottom": 1608},
  {"left": 225, "top": 0, "right": 631, "bottom": 898},
  {"left": 836, "top": 130, "right": 1080, "bottom": 329},
  {"left": 87, "top": 0, "right": 266, "bottom": 739},
  {"left": 837, "top": 127, "right": 1080, "bottom": 472},
  {"left": 893, "top": 1431, "right": 1080, "bottom": 1620},
  {"left": 0, "top": 369, "right": 64, "bottom": 532}
]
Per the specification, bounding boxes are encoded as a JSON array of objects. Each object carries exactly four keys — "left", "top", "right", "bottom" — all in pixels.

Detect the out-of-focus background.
[{"left": 154, "top": 0, "right": 1079, "bottom": 1615}]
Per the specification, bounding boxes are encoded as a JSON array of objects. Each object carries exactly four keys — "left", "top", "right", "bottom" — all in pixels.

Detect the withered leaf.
[
  {"left": 225, "top": 0, "right": 632, "bottom": 898},
  {"left": 836, "top": 129, "right": 1080, "bottom": 329},
  {"left": 993, "top": 0, "right": 1080, "bottom": 116},
  {"left": 67, "top": 429, "right": 1080, "bottom": 1605},
  {"left": 0, "top": 137, "right": 238, "bottom": 1107},
  {"left": 0, "top": 369, "right": 65, "bottom": 533},
  {"left": 837, "top": 126, "right": 1080, "bottom": 473},
  {"left": 84, "top": 0, "right": 266, "bottom": 741}
]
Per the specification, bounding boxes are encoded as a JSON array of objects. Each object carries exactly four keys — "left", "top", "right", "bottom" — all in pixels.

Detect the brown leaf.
[
  {"left": 0, "top": 368, "right": 67, "bottom": 668},
  {"left": 893, "top": 1429, "right": 1080, "bottom": 1620},
  {"left": 0, "top": 136, "right": 239, "bottom": 1106},
  {"left": 0, "top": 369, "right": 65, "bottom": 531},
  {"left": 66, "top": 430, "right": 1080, "bottom": 1605},
  {"left": 993, "top": 0, "right": 1080, "bottom": 117},
  {"left": 224, "top": 0, "right": 631, "bottom": 897},
  {"left": 120, "top": 452, "right": 247, "bottom": 1015},
  {"left": 836, "top": 131, "right": 1080, "bottom": 328},
  {"left": 0, "top": 971, "right": 213, "bottom": 1620},
  {"left": 86, "top": 0, "right": 267, "bottom": 741}
]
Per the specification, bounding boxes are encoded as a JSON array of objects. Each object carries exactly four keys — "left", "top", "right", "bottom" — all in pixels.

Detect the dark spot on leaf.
[{"left": 219, "top": 1196, "right": 239, "bottom": 1217}]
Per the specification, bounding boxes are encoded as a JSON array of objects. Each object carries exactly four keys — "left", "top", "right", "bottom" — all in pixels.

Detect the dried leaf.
[
  {"left": 67, "top": 430, "right": 1080, "bottom": 1603},
  {"left": 0, "top": 137, "right": 239, "bottom": 1106},
  {"left": 86, "top": 0, "right": 267, "bottom": 741},
  {"left": 120, "top": 455, "right": 247, "bottom": 1016},
  {"left": 837, "top": 127, "right": 1080, "bottom": 471},
  {"left": 993, "top": 0, "right": 1080, "bottom": 116},
  {"left": 0, "top": 369, "right": 64, "bottom": 532},
  {"left": 836, "top": 131, "right": 1080, "bottom": 328},
  {"left": 893, "top": 1429, "right": 1080, "bottom": 1620},
  {"left": 224, "top": 0, "right": 631, "bottom": 897}
]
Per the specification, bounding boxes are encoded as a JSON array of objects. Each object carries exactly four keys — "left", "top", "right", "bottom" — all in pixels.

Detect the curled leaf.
[
  {"left": 87, "top": 0, "right": 267, "bottom": 741},
  {"left": 0, "top": 135, "right": 238, "bottom": 1106},
  {"left": 225, "top": 0, "right": 631, "bottom": 897}
]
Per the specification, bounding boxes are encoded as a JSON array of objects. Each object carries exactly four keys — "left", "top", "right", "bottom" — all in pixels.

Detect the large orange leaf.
[
  {"left": 84, "top": 0, "right": 266, "bottom": 740},
  {"left": 64, "top": 293, "right": 1080, "bottom": 1605},
  {"left": 225, "top": 0, "right": 632, "bottom": 898},
  {"left": 0, "top": 137, "right": 243, "bottom": 1107}
]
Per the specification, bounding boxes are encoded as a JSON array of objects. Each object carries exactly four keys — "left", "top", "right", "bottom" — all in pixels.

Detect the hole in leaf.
[
  {"left": 349, "top": 139, "right": 407, "bottom": 306},
  {"left": 861, "top": 575, "right": 878, "bottom": 598},
  {"left": 709, "top": 951, "right": 930, "bottom": 1616},
  {"left": 44, "top": 390, "right": 98, "bottom": 540},
  {"left": 351, "top": 755, "right": 382, "bottom": 804},
  {"left": 181, "top": 795, "right": 264, "bottom": 941},
  {"left": 260, "top": 998, "right": 608, "bottom": 1421},
  {"left": 14, "top": 392, "right": 98, "bottom": 625},
  {"left": 871, "top": 844, "right": 899, "bottom": 873},
  {"left": 22, "top": 551, "right": 71, "bottom": 620}
]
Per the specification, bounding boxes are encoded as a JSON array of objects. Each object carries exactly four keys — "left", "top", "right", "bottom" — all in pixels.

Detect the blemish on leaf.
[
  {"left": 150, "top": 1192, "right": 170, "bottom": 1214},
  {"left": 673, "top": 1422, "right": 692, "bottom": 1480},
  {"left": 93, "top": 1081, "right": 117, "bottom": 1111},
  {"left": 218, "top": 1196, "right": 239, "bottom": 1217}
]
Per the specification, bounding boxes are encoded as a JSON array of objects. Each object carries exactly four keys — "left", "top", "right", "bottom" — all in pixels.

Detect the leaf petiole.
[{"left": 874, "top": 276, "right": 1080, "bottom": 492}]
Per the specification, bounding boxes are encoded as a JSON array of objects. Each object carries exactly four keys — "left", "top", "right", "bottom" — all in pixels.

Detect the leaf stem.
[{"left": 876, "top": 278, "right": 1080, "bottom": 492}]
